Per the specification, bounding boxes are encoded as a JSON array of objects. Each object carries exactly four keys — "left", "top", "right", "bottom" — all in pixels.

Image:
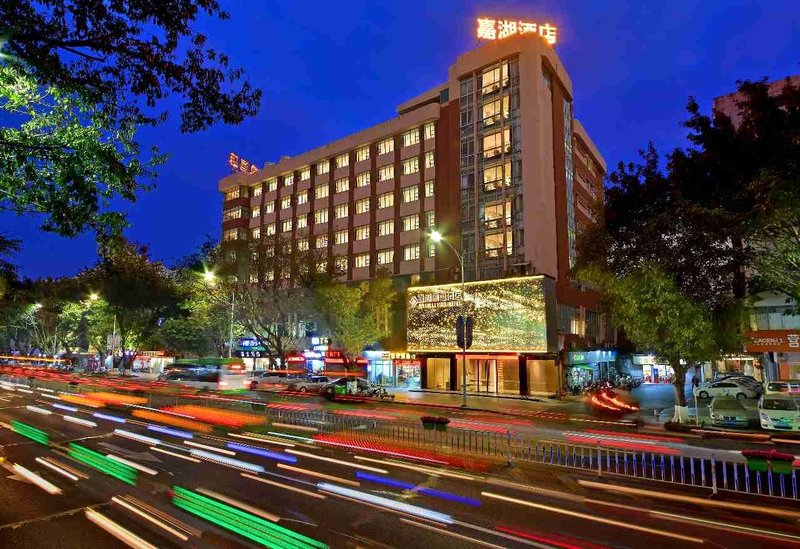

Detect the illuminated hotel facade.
[{"left": 219, "top": 28, "right": 613, "bottom": 395}]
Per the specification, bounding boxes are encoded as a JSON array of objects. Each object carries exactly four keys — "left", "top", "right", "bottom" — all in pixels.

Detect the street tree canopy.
[{"left": 0, "top": 0, "right": 261, "bottom": 236}]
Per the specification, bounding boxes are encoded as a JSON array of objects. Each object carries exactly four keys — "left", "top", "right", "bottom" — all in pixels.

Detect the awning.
[{"left": 570, "top": 364, "right": 594, "bottom": 370}]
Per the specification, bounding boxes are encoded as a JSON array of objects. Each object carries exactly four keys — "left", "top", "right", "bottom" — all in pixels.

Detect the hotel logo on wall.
[
  {"left": 476, "top": 18, "right": 557, "bottom": 46},
  {"left": 228, "top": 152, "right": 259, "bottom": 174}
]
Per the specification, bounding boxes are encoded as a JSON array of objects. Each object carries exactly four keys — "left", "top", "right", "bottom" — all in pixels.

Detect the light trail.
[
  {"left": 272, "top": 422, "right": 318, "bottom": 432},
  {"left": 286, "top": 449, "right": 388, "bottom": 473},
  {"left": 63, "top": 415, "right": 97, "bottom": 428},
  {"left": 277, "top": 463, "right": 361, "bottom": 486},
  {"left": 190, "top": 449, "right": 265, "bottom": 473},
  {"left": 195, "top": 488, "right": 280, "bottom": 522},
  {"left": 400, "top": 518, "right": 506, "bottom": 548},
  {"left": 39, "top": 456, "right": 88, "bottom": 479},
  {"left": 318, "top": 483, "right": 453, "bottom": 524},
  {"left": 312, "top": 437, "right": 448, "bottom": 465},
  {"left": 184, "top": 440, "right": 236, "bottom": 455},
  {"left": 11, "top": 463, "right": 62, "bottom": 495},
  {"left": 226, "top": 442, "right": 297, "bottom": 463},
  {"left": 147, "top": 425, "right": 193, "bottom": 439},
  {"left": 228, "top": 432, "right": 295, "bottom": 447},
  {"left": 93, "top": 412, "right": 126, "bottom": 423},
  {"left": 35, "top": 457, "right": 79, "bottom": 481},
  {"left": 242, "top": 472, "right": 327, "bottom": 498},
  {"left": 52, "top": 403, "right": 79, "bottom": 412},
  {"left": 106, "top": 454, "right": 158, "bottom": 475},
  {"left": 113, "top": 429, "right": 161, "bottom": 446},
  {"left": 25, "top": 405, "right": 52, "bottom": 415},
  {"left": 85, "top": 508, "right": 158, "bottom": 549},
  {"left": 112, "top": 496, "right": 189, "bottom": 541},
  {"left": 352, "top": 456, "right": 481, "bottom": 481},
  {"left": 149, "top": 446, "right": 201, "bottom": 463}
]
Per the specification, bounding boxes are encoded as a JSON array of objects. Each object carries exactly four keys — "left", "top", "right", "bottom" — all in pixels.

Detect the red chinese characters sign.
[
  {"left": 228, "top": 152, "right": 259, "bottom": 175},
  {"left": 476, "top": 17, "right": 557, "bottom": 46},
  {"left": 744, "top": 330, "right": 800, "bottom": 353}
]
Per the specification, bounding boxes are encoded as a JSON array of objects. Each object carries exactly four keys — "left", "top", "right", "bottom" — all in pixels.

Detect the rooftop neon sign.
[{"left": 476, "top": 18, "right": 557, "bottom": 46}]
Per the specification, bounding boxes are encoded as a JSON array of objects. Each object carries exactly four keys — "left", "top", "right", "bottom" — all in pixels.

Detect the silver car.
[
  {"left": 709, "top": 396, "right": 758, "bottom": 428},
  {"left": 287, "top": 376, "right": 331, "bottom": 393}
]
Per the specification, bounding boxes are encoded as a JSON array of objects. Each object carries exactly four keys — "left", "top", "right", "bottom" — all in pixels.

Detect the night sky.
[{"left": 4, "top": 0, "right": 798, "bottom": 278}]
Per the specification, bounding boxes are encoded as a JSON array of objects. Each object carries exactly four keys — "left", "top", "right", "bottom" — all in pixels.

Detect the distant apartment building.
[{"left": 219, "top": 30, "right": 612, "bottom": 394}]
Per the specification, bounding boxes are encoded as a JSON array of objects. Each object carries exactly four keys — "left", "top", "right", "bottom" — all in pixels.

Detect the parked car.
[
  {"left": 694, "top": 379, "right": 760, "bottom": 400},
  {"left": 708, "top": 396, "right": 758, "bottom": 428},
  {"left": 320, "top": 377, "right": 372, "bottom": 398},
  {"left": 758, "top": 394, "right": 800, "bottom": 431},
  {"left": 765, "top": 380, "right": 800, "bottom": 396},
  {"left": 287, "top": 376, "right": 330, "bottom": 393},
  {"left": 249, "top": 371, "right": 302, "bottom": 391}
]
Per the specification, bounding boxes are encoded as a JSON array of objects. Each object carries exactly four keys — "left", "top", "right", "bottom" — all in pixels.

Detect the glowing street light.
[
  {"left": 202, "top": 269, "right": 234, "bottom": 358},
  {"left": 203, "top": 270, "right": 216, "bottom": 284},
  {"left": 89, "top": 293, "right": 99, "bottom": 301},
  {"left": 33, "top": 303, "right": 42, "bottom": 309}
]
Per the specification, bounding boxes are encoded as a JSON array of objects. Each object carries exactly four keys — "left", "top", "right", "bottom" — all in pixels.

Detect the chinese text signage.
[
  {"left": 228, "top": 152, "right": 259, "bottom": 174},
  {"left": 744, "top": 330, "right": 800, "bottom": 353},
  {"left": 476, "top": 18, "right": 557, "bottom": 46}
]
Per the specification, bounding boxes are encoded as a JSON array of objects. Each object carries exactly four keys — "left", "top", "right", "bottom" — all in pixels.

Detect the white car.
[
  {"left": 758, "top": 395, "right": 800, "bottom": 431},
  {"left": 694, "top": 379, "right": 760, "bottom": 400}
]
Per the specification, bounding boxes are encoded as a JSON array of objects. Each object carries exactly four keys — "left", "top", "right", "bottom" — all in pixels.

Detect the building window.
[
  {"left": 316, "top": 234, "right": 328, "bottom": 249},
  {"left": 282, "top": 174, "right": 293, "bottom": 187},
  {"left": 483, "top": 128, "right": 511, "bottom": 159},
  {"left": 334, "top": 229, "right": 348, "bottom": 245},
  {"left": 314, "top": 208, "right": 328, "bottom": 224},
  {"left": 280, "top": 196, "right": 291, "bottom": 209},
  {"left": 564, "top": 99, "right": 576, "bottom": 268},
  {"left": 282, "top": 219, "right": 292, "bottom": 232},
  {"left": 402, "top": 128, "right": 420, "bottom": 147},
  {"left": 424, "top": 151, "right": 435, "bottom": 169},
  {"left": 483, "top": 161, "right": 511, "bottom": 191},
  {"left": 377, "top": 248, "right": 394, "bottom": 265},
  {"left": 334, "top": 203, "right": 349, "bottom": 219},
  {"left": 401, "top": 214, "right": 419, "bottom": 232},
  {"left": 427, "top": 243, "right": 436, "bottom": 257},
  {"left": 251, "top": 206, "right": 261, "bottom": 218},
  {"left": 296, "top": 214, "right": 308, "bottom": 229},
  {"left": 424, "top": 122, "right": 435, "bottom": 140},
  {"left": 222, "top": 207, "right": 243, "bottom": 221},
  {"left": 402, "top": 185, "right": 419, "bottom": 203},
  {"left": 251, "top": 227, "right": 261, "bottom": 239},
  {"left": 335, "top": 256, "right": 347, "bottom": 272},
  {"left": 377, "top": 192, "right": 394, "bottom": 209},
  {"left": 484, "top": 200, "right": 511, "bottom": 229},
  {"left": 222, "top": 229, "right": 239, "bottom": 241},
  {"left": 300, "top": 167, "right": 310, "bottom": 181},
  {"left": 334, "top": 177, "right": 350, "bottom": 193},
  {"left": 482, "top": 95, "right": 510, "bottom": 126},
  {"left": 424, "top": 180, "right": 435, "bottom": 197},
  {"left": 484, "top": 230, "right": 513, "bottom": 257},
  {"left": 355, "top": 197, "right": 370, "bottom": 214},
  {"left": 481, "top": 62, "right": 509, "bottom": 95},
  {"left": 355, "top": 225, "right": 370, "bottom": 240},
  {"left": 298, "top": 238, "right": 309, "bottom": 251},
  {"left": 403, "top": 244, "right": 420, "bottom": 261},
  {"left": 266, "top": 223, "right": 276, "bottom": 236},
  {"left": 356, "top": 146, "right": 370, "bottom": 162},
  {"left": 335, "top": 153, "right": 349, "bottom": 169},
  {"left": 315, "top": 184, "right": 329, "bottom": 200},
  {"left": 377, "top": 137, "right": 394, "bottom": 155},
  {"left": 425, "top": 210, "right": 435, "bottom": 228},
  {"left": 265, "top": 200, "right": 275, "bottom": 214},
  {"left": 267, "top": 178, "right": 278, "bottom": 192},
  {"left": 354, "top": 253, "right": 369, "bottom": 268},
  {"left": 317, "top": 160, "right": 330, "bottom": 175},
  {"left": 356, "top": 171, "right": 370, "bottom": 187},
  {"left": 252, "top": 184, "right": 263, "bottom": 197},
  {"left": 224, "top": 188, "right": 241, "bottom": 201},
  {"left": 402, "top": 157, "right": 419, "bottom": 175},
  {"left": 297, "top": 190, "right": 308, "bottom": 205},
  {"left": 378, "top": 164, "right": 394, "bottom": 181},
  {"left": 377, "top": 219, "right": 394, "bottom": 236}
]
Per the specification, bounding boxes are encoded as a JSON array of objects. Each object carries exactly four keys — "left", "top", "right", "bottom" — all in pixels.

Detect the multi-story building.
[{"left": 219, "top": 30, "right": 612, "bottom": 395}]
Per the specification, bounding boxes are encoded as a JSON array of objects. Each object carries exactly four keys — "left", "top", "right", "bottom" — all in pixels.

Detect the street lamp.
[
  {"left": 203, "top": 270, "right": 235, "bottom": 358},
  {"left": 88, "top": 293, "right": 99, "bottom": 301},
  {"left": 429, "top": 230, "right": 469, "bottom": 408}
]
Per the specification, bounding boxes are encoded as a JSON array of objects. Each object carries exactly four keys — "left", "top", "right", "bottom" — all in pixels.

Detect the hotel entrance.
[{"left": 456, "top": 355, "right": 520, "bottom": 395}]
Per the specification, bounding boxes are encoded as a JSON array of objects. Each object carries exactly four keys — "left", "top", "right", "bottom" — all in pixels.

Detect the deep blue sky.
[{"left": 4, "top": 0, "right": 798, "bottom": 278}]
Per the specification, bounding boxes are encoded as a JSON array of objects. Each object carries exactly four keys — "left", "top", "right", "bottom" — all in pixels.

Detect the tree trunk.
[{"left": 671, "top": 362, "right": 689, "bottom": 423}]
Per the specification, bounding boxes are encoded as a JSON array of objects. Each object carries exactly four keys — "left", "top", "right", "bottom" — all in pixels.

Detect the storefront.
[
  {"left": 364, "top": 351, "right": 421, "bottom": 389},
  {"left": 631, "top": 354, "right": 675, "bottom": 384},
  {"left": 565, "top": 350, "right": 617, "bottom": 388},
  {"left": 745, "top": 330, "right": 800, "bottom": 381}
]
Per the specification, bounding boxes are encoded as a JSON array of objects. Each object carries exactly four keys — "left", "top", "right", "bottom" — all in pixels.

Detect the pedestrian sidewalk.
[{"left": 386, "top": 388, "right": 589, "bottom": 417}]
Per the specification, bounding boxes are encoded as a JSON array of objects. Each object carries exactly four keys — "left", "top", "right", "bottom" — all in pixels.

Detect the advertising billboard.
[{"left": 407, "top": 276, "right": 549, "bottom": 353}]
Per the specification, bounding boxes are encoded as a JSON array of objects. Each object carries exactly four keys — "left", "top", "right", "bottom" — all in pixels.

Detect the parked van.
[{"left": 758, "top": 394, "right": 800, "bottom": 431}]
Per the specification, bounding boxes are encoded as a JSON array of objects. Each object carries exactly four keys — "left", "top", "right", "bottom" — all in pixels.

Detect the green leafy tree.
[
  {"left": 316, "top": 284, "right": 379, "bottom": 365},
  {"left": 0, "top": 0, "right": 261, "bottom": 236}
]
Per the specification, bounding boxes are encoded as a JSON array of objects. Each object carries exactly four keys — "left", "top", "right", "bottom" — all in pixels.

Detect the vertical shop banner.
[{"left": 406, "top": 276, "right": 548, "bottom": 352}]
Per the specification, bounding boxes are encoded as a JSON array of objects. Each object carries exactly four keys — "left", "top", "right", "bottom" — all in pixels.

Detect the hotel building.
[{"left": 219, "top": 30, "right": 613, "bottom": 395}]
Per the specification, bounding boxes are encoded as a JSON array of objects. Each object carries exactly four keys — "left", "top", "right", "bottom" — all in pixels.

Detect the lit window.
[
  {"left": 265, "top": 270, "right": 274, "bottom": 281},
  {"left": 354, "top": 253, "right": 370, "bottom": 268},
  {"left": 425, "top": 210, "right": 435, "bottom": 228},
  {"left": 356, "top": 171, "right": 370, "bottom": 187},
  {"left": 250, "top": 273, "right": 258, "bottom": 284},
  {"left": 402, "top": 157, "right": 419, "bottom": 175},
  {"left": 485, "top": 200, "right": 512, "bottom": 229},
  {"left": 297, "top": 190, "right": 308, "bottom": 205},
  {"left": 334, "top": 229, "right": 348, "bottom": 245},
  {"left": 266, "top": 223, "right": 276, "bottom": 236},
  {"left": 296, "top": 215, "right": 308, "bottom": 229},
  {"left": 299, "top": 167, "right": 310, "bottom": 181},
  {"left": 281, "top": 196, "right": 291, "bottom": 209},
  {"left": 377, "top": 137, "right": 394, "bottom": 155},
  {"left": 403, "top": 244, "right": 420, "bottom": 261},
  {"left": 484, "top": 230, "right": 513, "bottom": 257},
  {"left": 355, "top": 197, "right": 370, "bottom": 214},
  {"left": 298, "top": 238, "right": 309, "bottom": 251},
  {"left": 316, "top": 234, "right": 328, "bottom": 248},
  {"left": 356, "top": 146, "right": 370, "bottom": 162},
  {"left": 482, "top": 95, "right": 510, "bottom": 126},
  {"left": 224, "top": 188, "right": 241, "bottom": 201},
  {"left": 282, "top": 219, "right": 292, "bottom": 232},
  {"left": 315, "top": 184, "right": 329, "bottom": 199},
  {"left": 317, "top": 160, "right": 330, "bottom": 175},
  {"left": 377, "top": 192, "right": 394, "bottom": 209},
  {"left": 355, "top": 225, "right": 370, "bottom": 240},
  {"left": 378, "top": 164, "right": 394, "bottom": 181},
  {"left": 424, "top": 122, "right": 435, "bottom": 140},
  {"left": 265, "top": 200, "right": 275, "bottom": 214},
  {"left": 265, "top": 247, "right": 274, "bottom": 258},
  {"left": 377, "top": 249, "right": 394, "bottom": 265},
  {"left": 251, "top": 206, "right": 261, "bottom": 218},
  {"left": 251, "top": 227, "right": 261, "bottom": 239},
  {"left": 483, "top": 128, "right": 511, "bottom": 159},
  {"left": 424, "top": 151, "right": 435, "bottom": 169},
  {"left": 427, "top": 243, "right": 436, "bottom": 257},
  {"left": 481, "top": 62, "right": 509, "bottom": 95},
  {"left": 335, "top": 256, "right": 347, "bottom": 271},
  {"left": 401, "top": 214, "right": 419, "bottom": 232},
  {"left": 424, "top": 180, "right": 435, "bottom": 197},
  {"left": 378, "top": 219, "right": 394, "bottom": 236},
  {"left": 402, "top": 185, "right": 419, "bottom": 203},
  {"left": 252, "top": 184, "right": 263, "bottom": 197},
  {"left": 283, "top": 173, "right": 294, "bottom": 187},
  {"left": 335, "top": 153, "right": 349, "bottom": 169},
  {"left": 483, "top": 161, "right": 511, "bottom": 191},
  {"left": 222, "top": 229, "right": 239, "bottom": 241},
  {"left": 334, "top": 203, "right": 349, "bottom": 219},
  {"left": 223, "top": 207, "right": 242, "bottom": 221},
  {"left": 314, "top": 208, "right": 328, "bottom": 224},
  {"left": 335, "top": 177, "right": 350, "bottom": 193},
  {"left": 267, "top": 178, "right": 278, "bottom": 192},
  {"left": 402, "top": 129, "right": 420, "bottom": 147},
  {"left": 316, "top": 260, "right": 327, "bottom": 273}
]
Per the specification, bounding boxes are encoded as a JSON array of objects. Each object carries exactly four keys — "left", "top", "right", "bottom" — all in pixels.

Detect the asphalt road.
[{"left": 1, "top": 385, "right": 800, "bottom": 549}]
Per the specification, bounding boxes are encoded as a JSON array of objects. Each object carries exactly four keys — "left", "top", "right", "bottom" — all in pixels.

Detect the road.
[{"left": 1, "top": 384, "right": 799, "bottom": 548}]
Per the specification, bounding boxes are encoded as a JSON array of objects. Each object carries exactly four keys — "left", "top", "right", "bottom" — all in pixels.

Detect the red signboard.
[{"left": 744, "top": 330, "right": 800, "bottom": 353}]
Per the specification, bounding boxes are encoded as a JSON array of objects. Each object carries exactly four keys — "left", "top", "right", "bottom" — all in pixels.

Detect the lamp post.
[
  {"left": 430, "top": 230, "right": 468, "bottom": 408},
  {"left": 204, "top": 270, "right": 235, "bottom": 358}
]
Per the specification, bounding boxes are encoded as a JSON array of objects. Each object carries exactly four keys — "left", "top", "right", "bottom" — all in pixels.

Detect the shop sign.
[
  {"left": 476, "top": 17, "right": 557, "bottom": 45},
  {"left": 394, "top": 359, "right": 420, "bottom": 367},
  {"left": 228, "top": 152, "right": 259, "bottom": 174},
  {"left": 236, "top": 349, "right": 264, "bottom": 358},
  {"left": 303, "top": 350, "right": 323, "bottom": 360},
  {"left": 238, "top": 338, "right": 261, "bottom": 348},
  {"left": 567, "top": 350, "right": 617, "bottom": 365},
  {"left": 745, "top": 330, "right": 800, "bottom": 353}
]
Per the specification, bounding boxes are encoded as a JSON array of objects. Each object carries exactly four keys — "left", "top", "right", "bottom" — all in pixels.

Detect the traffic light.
[{"left": 456, "top": 315, "right": 474, "bottom": 349}]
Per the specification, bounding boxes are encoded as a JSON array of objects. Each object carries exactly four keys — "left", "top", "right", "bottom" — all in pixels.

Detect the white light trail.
[
  {"left": 112, "top": 497, "right": 189, "bottom": 541},
  {"left": 184, "top": 440, "right": 236, "bottom": 455},
  {"left": 318, "top": 482, "right": 453, "bottom": 524},
  {"left": 242, "top": 473, "right": 326, "bottom": 499},
  {"left": 113, "top": 429, "right": 161, "bottom": 446},
  {"left": 106, "top": 454, "right": 158, "bottom": 475},
  {"left": 12, "top": 463, "right": 62, "bottom": 495},
  {"left": 85, "top": 508, "right": 158, "bottom": 549},
  {"left": 195, "top": 488, "right": 281, "bottom": 522},
  {"left": 286, "top": 449, "right": 387, "bottom": 473},
  {"left": 189, "top": 449, "right": 264, "bottom": 474},
  {"left": 149, "top": 447, "right": 201, "bottom": 463},
  {"left": 63, "top": 415, "right": 97, "bottom": 428},
  {"left": 35, "top": 457, "right": 79, "bottom": 481}
]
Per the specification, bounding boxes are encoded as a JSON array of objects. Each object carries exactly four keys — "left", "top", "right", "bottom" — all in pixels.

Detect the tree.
[
  {"left": 1, "top": 0, "right": 261, "bottom": 236},
  {"left": 316, "top": 284, "right": 380, "bottom": 366},
  {"left": 0, "top": 234, "right": 20, "bottom": 298}
]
